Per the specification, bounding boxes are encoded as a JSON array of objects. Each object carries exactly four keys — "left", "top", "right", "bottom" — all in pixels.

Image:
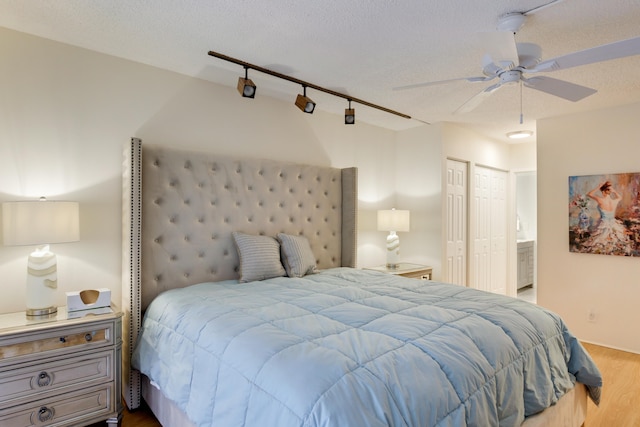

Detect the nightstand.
[
  {"left": 0, "top": 306, "right": 123, "bottom": 426},
  {"left": 365, "top": 263, "right": 433, "bottom": 280}
]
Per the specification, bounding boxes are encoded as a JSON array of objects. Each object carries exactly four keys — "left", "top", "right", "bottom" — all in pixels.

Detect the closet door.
[
  {"left": 489, "top": 169, "right": 507, "bottom": 294},
  {"left": 473, "top": 166, "right": 491, "bottom": 291},
  {"left": 473, "top": 166, "right": 507, "bottom": 294},
  {"left": 445, "top": 159, "right": 467, "bottom": 286}
]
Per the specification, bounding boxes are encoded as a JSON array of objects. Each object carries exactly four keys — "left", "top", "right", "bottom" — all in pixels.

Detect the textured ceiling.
[{"left": 1, "top": 0, "right": 639, "bottom": 143}]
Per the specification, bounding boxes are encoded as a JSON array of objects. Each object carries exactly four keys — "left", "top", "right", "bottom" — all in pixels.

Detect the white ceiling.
[{"left": 1, "top": 0, "right": 640, "bottom": 143}]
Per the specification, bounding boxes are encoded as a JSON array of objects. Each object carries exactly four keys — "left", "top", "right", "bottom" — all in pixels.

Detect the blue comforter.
[{"left": 132, "top": 268, "right": 602, "bottom": 427}]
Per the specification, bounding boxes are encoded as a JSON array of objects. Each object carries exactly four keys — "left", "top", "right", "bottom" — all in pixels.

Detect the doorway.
[{"left": 515, "top": 171, "right": 537, "bottom": 303}]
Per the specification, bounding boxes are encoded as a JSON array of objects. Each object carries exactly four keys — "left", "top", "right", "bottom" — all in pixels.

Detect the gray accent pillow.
[
  {"left": 277, "top": 233, "right": 317, "bottom": 278},
  {"left": 232, "top": 232, "right": 286, "bottom": 283}
]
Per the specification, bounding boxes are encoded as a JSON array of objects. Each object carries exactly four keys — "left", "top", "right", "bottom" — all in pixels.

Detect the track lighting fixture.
[
  {"left": 295, "top": 86, "right": 315, "bottom": 114},
  {"left": 345, "top": 99, "right": 355, "bottom": 125},
  {"left": 208, "top": 50, "right": 412, "bottom": 121},
  {"left": 237, "top": 67, "right": 256, "bottom": 98}
]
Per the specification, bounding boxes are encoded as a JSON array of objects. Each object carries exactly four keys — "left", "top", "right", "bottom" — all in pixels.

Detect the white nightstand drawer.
[
  {"left": 0, "top": 322, "right": 113, "bottom": 363},
  {"left": 0, "top": 349, "right": 113, "bottom": 406},
  {"left": 0, "top": 308, "right": 122, "bottom": 426},
  {"left": 0, "top": 383, "right": 113, "bottom": 426}
]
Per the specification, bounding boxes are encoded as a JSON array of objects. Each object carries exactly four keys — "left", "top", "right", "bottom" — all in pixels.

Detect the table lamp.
[
  {"left": 377, "top": 208, "right": 410, "bottom": 269},
  {"left": 2, "top": 198, "right": 79, "bottom": 317}
]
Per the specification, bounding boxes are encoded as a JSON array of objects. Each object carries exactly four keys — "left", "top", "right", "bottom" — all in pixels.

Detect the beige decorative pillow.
[
  {"left": 277, "top": 233, "right": 317, "bottom": 278},
  {"left": 232, "top": 232, "right": 286, "bottom": 283}
]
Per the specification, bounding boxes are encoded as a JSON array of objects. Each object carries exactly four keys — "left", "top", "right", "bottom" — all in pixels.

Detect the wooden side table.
[
  {"left": 0, "top": 306, "right": 123, "bottom": 426},
  {"left": 365, "top": 263, "right": 433, "bottom": 280}
]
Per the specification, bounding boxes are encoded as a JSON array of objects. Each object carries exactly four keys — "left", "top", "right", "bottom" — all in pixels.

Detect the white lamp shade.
[
  {"left": 2, "top": 201, "right": 80, "bottom": 246},
  {"left": 377, "top": 209, "right": 410, "bottom": 232}
]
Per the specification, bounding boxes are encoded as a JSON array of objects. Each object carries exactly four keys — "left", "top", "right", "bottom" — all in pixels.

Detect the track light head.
[
  {"left": 237, "top": 77, "right": 256, "bottom": 98},
  {"left": 345, "top": 100, "right": 355, "bottom": 124},
  {"left": 295, "top": 87, "right": 315, "bottom": 113},
  {"left": 345, "top": 109, "right": 355, "bottom": 124},
  {"left": 237, "top": 67, "right": 256, "bottom": 98}
]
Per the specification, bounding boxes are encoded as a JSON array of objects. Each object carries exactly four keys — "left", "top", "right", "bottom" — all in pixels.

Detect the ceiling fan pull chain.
[{"left": 519, "top": 81, "right": 524, "bottom": 124}]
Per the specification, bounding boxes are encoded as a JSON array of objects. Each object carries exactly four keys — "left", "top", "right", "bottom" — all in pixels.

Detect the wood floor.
[
  {"left": 87, "top": 401, "right": 160, "bottom": 427},
  {"left": 582, "top": 342, "right": 640, "bottom": 427},
  {"left": 99, "top": 342, "right": 638, "bottom": 427},
  {"left": 118, "top": 402, "right": 161, "bottom": 427}
]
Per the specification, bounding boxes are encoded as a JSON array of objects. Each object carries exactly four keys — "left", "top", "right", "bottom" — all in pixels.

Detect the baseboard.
[{"left": 580, "top": 340, "right": 640, "bottom": 355}]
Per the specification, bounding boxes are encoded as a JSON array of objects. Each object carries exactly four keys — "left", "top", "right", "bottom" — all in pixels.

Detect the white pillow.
[
  {"left": 232, "top": 232, "right": 286, "bottom": 283},
  {"left": 277, "top": 233, "right": 317, "bottom": 278}
]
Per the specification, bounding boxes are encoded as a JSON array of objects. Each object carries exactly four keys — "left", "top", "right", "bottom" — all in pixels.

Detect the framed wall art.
[{"left": 569, "top": 172, "right": 640, "bottom": 256}]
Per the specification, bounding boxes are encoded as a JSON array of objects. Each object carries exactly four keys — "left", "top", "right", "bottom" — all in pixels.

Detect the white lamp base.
[
  {"left": 386, "top": 231, "right": 400, "bottom": 269},
  {"left": 26, "top": 306, "right": 57, "bottom": 318},
  {"left": 25, "top": 245, "right": 58, "bottom": 319}
]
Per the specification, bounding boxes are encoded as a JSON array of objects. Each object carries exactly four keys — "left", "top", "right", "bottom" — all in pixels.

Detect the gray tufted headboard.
[{"left": 121, "top": 138, "right": 358, "bottom": 409}]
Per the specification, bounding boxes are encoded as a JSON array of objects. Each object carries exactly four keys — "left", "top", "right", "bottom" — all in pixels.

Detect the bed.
[{"left": 122, "top": 139, "right": 601, "bottom": 426}]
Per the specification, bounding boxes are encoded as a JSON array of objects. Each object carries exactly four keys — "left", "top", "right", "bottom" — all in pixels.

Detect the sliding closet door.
[{"left": 445, "top": 159, "right": 467, "bottom": 286}]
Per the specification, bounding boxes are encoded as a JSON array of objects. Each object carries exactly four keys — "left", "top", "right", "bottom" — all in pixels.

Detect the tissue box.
[{"left": 66, "top": 288, "right": 111, "bottom": 312}]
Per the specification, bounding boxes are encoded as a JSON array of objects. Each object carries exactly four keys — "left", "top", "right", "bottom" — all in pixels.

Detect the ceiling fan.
[{"left": 394, "top": 8, "right": 640, "bottom": 115}]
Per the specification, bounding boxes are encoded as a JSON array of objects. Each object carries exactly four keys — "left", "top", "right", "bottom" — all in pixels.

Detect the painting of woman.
[
  {"left": 581, "top": 180, "right": 632, "bottom": 255},
  {"left": 569, "top": 173, "right": 640, "bottom": 257}
]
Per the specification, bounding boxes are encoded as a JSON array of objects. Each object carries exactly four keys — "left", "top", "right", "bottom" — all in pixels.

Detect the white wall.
[
  {"left": 0, "top": 28, "right": 435, "bottom": 314},
  {"left": 442, "top": 123, "right": 511, "bottom": 170},
  {"left": 509, "top": 142, "right": 536, "bottom": 172},
  {"left": 537, "top": 102, "right": 640, "bottom": 353},
  {"left": 394, "top": 124, "right": 443, "bottom": 278}
]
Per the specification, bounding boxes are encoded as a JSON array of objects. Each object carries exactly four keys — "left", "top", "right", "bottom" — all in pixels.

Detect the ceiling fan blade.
[
  {"left": 531, "top": 36, "right": 640, "bottom": 72},
  {"left": 392, "top": 75, "right": 491, "bottom": 91},
  {"left": 454, "top": 83, "right": 502, "bottom": 114},
  {"left": 523, "top": 76, "right": 597, "bottom": 101},
  {"left": 523, "top": 0, "right": 565, "bottom": 16},
  {"left": 479, "top": 31, "right": 519, "bottom": 67},
  {"left": 481, "top": 53, "right": 504, "bottom": 77}
]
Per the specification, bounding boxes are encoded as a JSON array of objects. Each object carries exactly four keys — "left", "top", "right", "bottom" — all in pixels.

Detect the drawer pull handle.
[
  {"left": 85, "top": 333, "right": 93, "bottom": 342},
  {"left": 38, "top": 406, "right": 54, "bottom": 422},
  {"left": 37, "top": 371, "right": 51, "bottom": 387},
  {"left": 59, "top": 336, "right": 66, "bottom": 343}
]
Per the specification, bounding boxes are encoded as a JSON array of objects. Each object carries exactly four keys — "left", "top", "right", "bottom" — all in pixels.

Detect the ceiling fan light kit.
[{"left": 507, "top": 130, "right": 533, "bottom": 139}]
